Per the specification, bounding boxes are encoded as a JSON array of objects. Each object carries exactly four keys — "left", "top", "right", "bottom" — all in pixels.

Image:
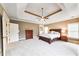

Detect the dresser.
[
  {"left": 25, "top": 30, "right": 33, "bottom": 39},
  {"left": 61, "top": 35, "right": 68, "bottom": 41}
]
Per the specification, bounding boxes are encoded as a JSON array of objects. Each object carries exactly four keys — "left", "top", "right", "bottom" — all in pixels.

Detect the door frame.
[{"left": 0, "top": 15, "right": 3, "bottom": 56}]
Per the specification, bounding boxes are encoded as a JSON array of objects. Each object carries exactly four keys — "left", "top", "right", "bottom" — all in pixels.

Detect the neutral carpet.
[{"left": 6, "top": 38, "right": 79, "bottom": 56}]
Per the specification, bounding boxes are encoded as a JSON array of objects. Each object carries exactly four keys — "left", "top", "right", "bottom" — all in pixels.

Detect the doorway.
[
  {"left": 0, "top": 15, "right": 3, "bottom": 56},
  {"left": 9, "top": 23, "right": 19, "bottom": 43}
]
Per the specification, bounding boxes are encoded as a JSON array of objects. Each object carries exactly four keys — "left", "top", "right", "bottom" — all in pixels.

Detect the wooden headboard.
[{"left": 49, "top": 29, "right": 61, "bottom": 34}]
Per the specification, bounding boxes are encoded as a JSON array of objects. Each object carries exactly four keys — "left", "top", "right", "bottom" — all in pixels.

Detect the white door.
[{"left": 10, "top": 23, "right": 19, "bottom": 43}]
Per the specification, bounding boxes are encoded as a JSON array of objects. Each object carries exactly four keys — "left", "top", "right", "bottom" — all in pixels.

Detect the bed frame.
[{"left": 39, "top": 29, "right": 61, "bottom": 44}]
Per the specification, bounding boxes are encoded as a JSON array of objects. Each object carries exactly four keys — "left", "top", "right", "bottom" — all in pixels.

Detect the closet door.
[{"left": 9, "top": 23, "right": 19, "bottom": 43}]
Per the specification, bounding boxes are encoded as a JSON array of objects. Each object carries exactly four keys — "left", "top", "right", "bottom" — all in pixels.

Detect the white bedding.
[
  {"left": 39, "top": 33, "right": 60, "bottom": 40},
  {"left": 6, "top": 37, "right": 78, "bottom": 56}
]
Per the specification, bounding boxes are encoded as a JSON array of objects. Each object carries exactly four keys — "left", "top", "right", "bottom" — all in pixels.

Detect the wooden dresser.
[
  {"left": 25, "top": 30, "right": 33, "bottom": 39},
  {"left": 61, "top": 35, "right": 68, "bottom": 41}
]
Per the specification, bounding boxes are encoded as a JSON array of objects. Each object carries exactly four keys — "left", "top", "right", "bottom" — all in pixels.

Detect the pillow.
[
  {"left": 50, "top": 31, "right": 56, "bottom": 34},
  {"left": 51, "top": 31, "right": 60, "bottom": 35}
]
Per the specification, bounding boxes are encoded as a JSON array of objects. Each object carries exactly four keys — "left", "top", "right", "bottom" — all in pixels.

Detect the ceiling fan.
[{"left": 24, "top": 8, "right": 62, "bottom": 20}]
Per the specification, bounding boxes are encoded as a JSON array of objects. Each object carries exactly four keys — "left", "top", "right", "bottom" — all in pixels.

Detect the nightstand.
[{"left": 61, "top": 36, "right": 68, "bottom": 41}]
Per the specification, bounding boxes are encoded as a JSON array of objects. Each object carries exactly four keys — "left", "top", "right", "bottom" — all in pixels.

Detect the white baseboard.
[
  {"left": 19, "top": 36, "right": 38, "bottom": 40},
  {"left": 33, "top": 36, "right": 38, "bottom": 38},
  {"left": 0, "top": 48, "right": 1, "bottom": 53},
  {"left": 19, "top": 38, "right": 25, "bottom": 41}
]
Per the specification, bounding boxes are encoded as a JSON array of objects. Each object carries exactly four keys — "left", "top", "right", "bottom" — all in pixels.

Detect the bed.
[{"left": 39, "top": 29, "right": 61, "bottom": 44}]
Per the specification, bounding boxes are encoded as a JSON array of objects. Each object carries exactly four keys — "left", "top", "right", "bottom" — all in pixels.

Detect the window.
[{"left": 68, "top": 23, "right": 79, "bottom": 39}]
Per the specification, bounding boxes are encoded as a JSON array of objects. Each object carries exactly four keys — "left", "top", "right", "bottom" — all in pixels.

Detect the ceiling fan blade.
[
  {"left": 44, "top": 9, "right": 62, "bottom": 18},
  {"left": 24, "top": 10, "right": 42, "bottom": 18}
]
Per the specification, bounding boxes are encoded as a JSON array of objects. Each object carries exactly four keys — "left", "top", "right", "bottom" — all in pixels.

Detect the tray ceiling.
[{"left": 1, "top": 3, "right": 79, "bottom": 25}]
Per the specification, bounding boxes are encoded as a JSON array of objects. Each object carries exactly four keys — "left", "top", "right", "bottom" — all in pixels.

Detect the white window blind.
[{"left": 68, "top": 23, "right": 79, "bottom": 39}]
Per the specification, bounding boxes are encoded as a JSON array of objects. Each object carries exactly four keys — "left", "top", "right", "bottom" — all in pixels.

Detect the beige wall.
[
  {"left": 47, "top": 18, "right": 79, "bottom": 29},
  {"left": 10, "top": 20, "right": 39, "bottom": 40},
  {"left": 47, "top": 18, "right": 79, "bottom": 35},
  {"left": 47, "top": 18, "right": 79, "bottom": 34},
  {"left": 0, "top": 4, "right": 3, "bottom": 15},
  {"left": 11, "top": 18, "right": 79, "bottom": 40}
]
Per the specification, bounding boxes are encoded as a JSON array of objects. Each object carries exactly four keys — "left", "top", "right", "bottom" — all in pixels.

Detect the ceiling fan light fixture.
[
  {"left": 41, "top": 18, "right": 44, "bottom": 21},
  {"left": 40, "top": 8, "right": 46, "bottom": 23}
]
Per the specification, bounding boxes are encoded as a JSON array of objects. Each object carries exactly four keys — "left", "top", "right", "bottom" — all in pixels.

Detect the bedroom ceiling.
[{"left": 1, "top": 3, "right": 79, "bottom": 25}]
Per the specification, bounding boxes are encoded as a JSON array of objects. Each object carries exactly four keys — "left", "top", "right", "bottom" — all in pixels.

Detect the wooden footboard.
[
  {"left": 39, "top": 36, "right": 54, "bottom": 44},
  {"left": 39, "top": 36, "right": 60, "bottom": 44}
]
